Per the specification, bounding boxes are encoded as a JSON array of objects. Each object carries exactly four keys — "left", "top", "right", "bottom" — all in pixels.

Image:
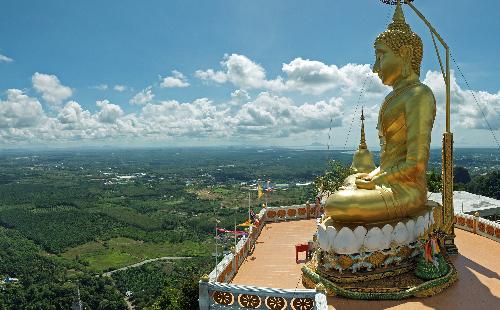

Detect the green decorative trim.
[
  {"left": 301, "top": 259, "right": 457, "bottom": 300},
  {"left": 414, "top": 254, "right": 449, "bottom": 280}
]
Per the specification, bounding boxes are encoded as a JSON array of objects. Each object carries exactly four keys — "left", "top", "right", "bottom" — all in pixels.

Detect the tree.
[
  {"left": 466, "top": 170, "right": 500, "bottom": 200},
  {"left": 426, "top": 170, "right": 442, "bottom": 193},
  {"left": 454, "top": 166, "right": 471, "bottom": 184},
  {"left": 147, "top": 288, "right": 179, "bottom": 310},
  {"left": 314, "top": 160, "right": 353, "bottom": 194},
  {"left": 177, "top": 278, "right": 200, "bottom": 310}
]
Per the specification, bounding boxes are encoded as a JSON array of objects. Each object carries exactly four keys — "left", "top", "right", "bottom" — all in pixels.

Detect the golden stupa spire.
[
  {"left": 359, "top": 108, "right": 367, "bottom": 150},
  {"left": 350, "top": 108, "right": 376, "bottom": 173},
  {"left": 393, "top": 0, "right": 405, "bottom": 23}
]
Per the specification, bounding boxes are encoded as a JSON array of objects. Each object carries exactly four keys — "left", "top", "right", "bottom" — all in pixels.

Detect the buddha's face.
[{"left": 373, "top": 42, "right": 404, "bottom": 86}]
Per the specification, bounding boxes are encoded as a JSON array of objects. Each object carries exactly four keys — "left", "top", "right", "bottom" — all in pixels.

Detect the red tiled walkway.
[{"left": 231, "top": 220, "right": 500, "bottom": 309}]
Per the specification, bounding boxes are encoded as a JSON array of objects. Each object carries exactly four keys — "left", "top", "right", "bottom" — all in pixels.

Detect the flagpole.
[
  {"left": 248, "top": 192, "right": 251, "bottom": 224},
  {"left": 214, "top": 205, "right": 218, "bottom": 281},
  {"left": 234, "top": 213, "right": 237, "bottom": 256}
]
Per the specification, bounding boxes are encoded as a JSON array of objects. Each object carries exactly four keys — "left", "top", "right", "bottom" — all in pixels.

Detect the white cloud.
[
  {"left": 1, "top": 57, "right": 499, "bottom": 146},
  {"left": 282, "top": 58, "right": 387, "bottom": 95},
  {"left": 195, "top": 69, "right": 227, "bottom": 84},
  {"left": 231, "top": 89, "right": 250, "bottom": 103},
  {"left": 32, "top": 72, "right": 72, "bottom": 106},
  {"left": 96, "top": 100, "right": 124, "bottom": 124},
  {"left": 0, "top": 53, "right": 13, "bottom": 63},
  {"left": 160, "top": 70, "right": 190, "bottom": 88},
  {"left": 234, "top": 92, "right": 343, "bottom": 137},
  {"left": 92, "top": 84, "right": 108, "bottom": 90},
  {"left": 195, "top": 54, "right": 387, "bottom": 95},
  {"left": 423, "top": 70, "right": 500, "bottom": 130},
  {"left": 195, "top": 54, "right": 284, "bottom": 91},
  {"left": 58, "top": 101, "right": 85, "bottom": 124},
  {"left": 0, "top": 89, "right": 45, "bottom": 128},
  {"left": 129, "top": 87, "right": 154, "bottom": 105},
  {"left": 114, "top": 85, "right": 127, "bottom": 92}
]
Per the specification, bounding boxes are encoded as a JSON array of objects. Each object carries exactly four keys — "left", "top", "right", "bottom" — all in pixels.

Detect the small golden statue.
[{"left": 325, "top": 1, "right": 436, "bottom": 225}]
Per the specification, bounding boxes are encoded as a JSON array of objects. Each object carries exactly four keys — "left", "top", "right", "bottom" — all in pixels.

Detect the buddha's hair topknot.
[{"left": 375, "top": 2, "right": 423, "bottom": 75}]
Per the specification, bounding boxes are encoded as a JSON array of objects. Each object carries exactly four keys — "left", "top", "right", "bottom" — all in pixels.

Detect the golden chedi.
[
  {"left": 325, "top": 2, "right": 436, "bottom": 226},
  {"left": 350, "top": 108, "right": 376, "bottom": 174}
]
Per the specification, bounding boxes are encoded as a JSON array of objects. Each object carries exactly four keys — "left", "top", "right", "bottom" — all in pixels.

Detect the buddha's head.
[{"left": 373, "top": 2, "right": 423, "bottom": 86}]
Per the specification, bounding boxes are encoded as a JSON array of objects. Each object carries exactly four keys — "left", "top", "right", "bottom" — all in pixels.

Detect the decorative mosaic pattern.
[
  {"left": 301, "top": 258, "right": 458, "bottom": 300},
  {"left": 265, "top": 296, "right": 287, "bottom": 310},
  {"left": 317, "top": 242, "right": 419, "bottom": 274},
  {"left": 291, "top": 297, "right": 315, "bottom": 310},
  {"left": 213, "top": 291, "right": 234, "bottom": 305},
  {"left": 238, "top": 293, "right": 261, "bottom": 308}
]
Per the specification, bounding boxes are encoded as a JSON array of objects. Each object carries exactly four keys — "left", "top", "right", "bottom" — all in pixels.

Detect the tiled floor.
[{"left": 231, "top": 219, "right": 500, "bottom": 309}]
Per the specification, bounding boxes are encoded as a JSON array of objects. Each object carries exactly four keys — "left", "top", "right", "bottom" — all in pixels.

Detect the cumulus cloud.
[
  {"left": 423, "top": 70, "right": 500, "bottom": 130},
  {"left": 114, "top": 85, "right": 127, "bottom": 92},
  {"left": 195, "top": 54, "right": 387, "bottom": 95},
  {"left": 129, "top": 87, "right": 154, "bottom": 105},
  {"left": 32, "top": 72, "right": 72, "bottom": 106},
  {"left": 195, "top": 69, "right": 227, "bottom": 84},
  {"left": 282, "top": 58, "right": 387, "bottom": 95},
  {"left": 0, "top": 53, "right": 13, "bottom": 63},
  {"left": 0, "top": 89, "right": 45, "bottom": 128},
  {"left": 230, "top": 89, "right": 251, "bottom": 103},
  {"left": 0, "top": 89, "right": 347, "bottom": 145},
  {"left": 96, "top": 100, "right": 124, "bottom": 124},
  {"left": 1, "top": 56, "right": 499, "bottom": 146},
  {"left": 160, "top": 70, "right": 190, "bottom": 88},
  {"left": 234, "top": 92, "right": 343, "bottom": 137},
  {"left": 195, "top": 54, "right": 284, "bottom": 91},
  {"left": 58, "top": 101, "right": 85, "bottom": 124}
]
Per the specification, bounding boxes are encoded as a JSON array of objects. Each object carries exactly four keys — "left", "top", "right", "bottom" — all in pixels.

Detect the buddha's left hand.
[{"left": 355, "top": 177, "right": 375, "bottom": 190}]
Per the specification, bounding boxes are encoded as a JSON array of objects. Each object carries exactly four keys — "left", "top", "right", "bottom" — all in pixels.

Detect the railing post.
[
  {"left": 473, "top": 211, "right": 480, "bottom": 234},
  {"left": 314, "top": 283, "right": 328, "bottom": 310},
  {"left": 199, "top": 276, "right": 210, "bottom": 310}
]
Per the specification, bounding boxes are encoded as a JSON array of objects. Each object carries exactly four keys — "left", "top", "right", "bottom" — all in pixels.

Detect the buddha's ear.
[{"left": 399, "top": 45, "right": 413, "bottom": 77}]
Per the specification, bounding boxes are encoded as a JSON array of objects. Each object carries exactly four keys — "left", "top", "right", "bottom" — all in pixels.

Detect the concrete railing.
[
  {"left": 455, "top": 213, "right": 500, "bottom": 242},
  {"left": 264, "top": 203, "right": 324, "bottom": 222},
  {"left": 199, "top": 281, "right": 327, "bottom": 310}
]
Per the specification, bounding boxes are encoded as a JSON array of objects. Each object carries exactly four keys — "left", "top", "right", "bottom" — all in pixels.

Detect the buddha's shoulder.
[{"left": 406, "top": 82, "right": 435, "bottom": 101}]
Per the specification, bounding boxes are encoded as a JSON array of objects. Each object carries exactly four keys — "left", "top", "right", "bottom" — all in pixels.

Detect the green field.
[
  {"left": 61, "top": 237, "right": 211, "bottom": 272},
  {"left": 0, "top": 147, "right": 497, "bottom": 308}
]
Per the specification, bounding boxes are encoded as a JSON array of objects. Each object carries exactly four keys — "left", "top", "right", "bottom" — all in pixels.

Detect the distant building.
[
  {"left": 428, "top": 191, "right": 500, "bottom": 217},
  {"left": 1, "top": 277, "right": 19, "bottom": 284},
  {"left": 275, "top": 184, "right": 289, "bottom": 190}
]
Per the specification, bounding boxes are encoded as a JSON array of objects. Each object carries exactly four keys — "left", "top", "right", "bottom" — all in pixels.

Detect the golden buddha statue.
[{"left": 325, "top": 2, "right": 436, "bottom": 226}]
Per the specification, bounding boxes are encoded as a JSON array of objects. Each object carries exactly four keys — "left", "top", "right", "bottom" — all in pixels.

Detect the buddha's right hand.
[
  {"left": 355, "top": 177, "right": 376, "bottom": 190},
  {"left": 342, "top": 173, "right": 369, "bottom": 189},
  {"left": 355, "top": 173, "right": 369, "bottom": 179}
]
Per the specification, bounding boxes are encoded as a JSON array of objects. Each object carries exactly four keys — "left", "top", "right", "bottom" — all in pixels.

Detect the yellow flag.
[
  {"left": 258, "top": 183, "right": 263, "bottom": 199},
  {"left": 237, "top": 220, "right": 254, "bottom": 227}
]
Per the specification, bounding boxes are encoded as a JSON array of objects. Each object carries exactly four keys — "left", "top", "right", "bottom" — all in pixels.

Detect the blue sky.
[{"left": 1, "top": 0, "right": 499, "bottom": 148}]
